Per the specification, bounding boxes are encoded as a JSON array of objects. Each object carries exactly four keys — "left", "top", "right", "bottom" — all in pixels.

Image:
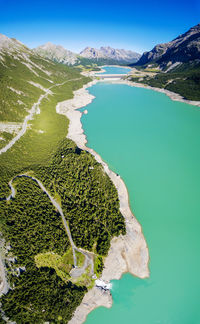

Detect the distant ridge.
[{"left": 34, "top": 43, "right": 141, "bottom": 66}]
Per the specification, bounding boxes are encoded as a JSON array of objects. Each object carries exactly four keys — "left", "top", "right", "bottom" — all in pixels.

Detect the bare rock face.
[
  {"left": 80, "top": 47, "right": 105, "bottom": 59},
  {"left": 135, "top": 23, "right": 200, "bottom": 69},
  {"left": 33, "top": 42, "right": 79, "bottom": 65},
  {"left": 80, "top": 46, "right": 141, "bottom": 63}
]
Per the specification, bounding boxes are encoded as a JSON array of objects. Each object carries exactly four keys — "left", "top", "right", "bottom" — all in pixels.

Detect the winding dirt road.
[
  {"left": 0, "top": 78, "right": 82, "bottom": 156},
  {"left": 7, "top": 174, "right": 94, "bottom": 277},
  {"left": 0, "top": 76, "right": 93, "bottom": 294}
]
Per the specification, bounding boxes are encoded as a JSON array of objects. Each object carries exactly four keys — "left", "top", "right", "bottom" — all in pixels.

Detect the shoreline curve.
[
  {"left": 108, "top": 78, "right": 200, "bottom": 107},
  {"left": 56, "top": 80, "right": 150, "bottom": 324}
]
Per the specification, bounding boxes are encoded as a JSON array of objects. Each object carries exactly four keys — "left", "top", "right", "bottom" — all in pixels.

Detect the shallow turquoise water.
[
  {"left": 80, "top": 82, "right": 200, "bottom": 324},
  {"left": 99, "top": 66, "right": 131, "bottom": 74}
]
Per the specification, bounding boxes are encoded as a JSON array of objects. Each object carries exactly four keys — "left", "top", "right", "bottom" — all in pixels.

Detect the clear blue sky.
[{"left": 0, "top": 0, "right": 199, "bottom": 54}]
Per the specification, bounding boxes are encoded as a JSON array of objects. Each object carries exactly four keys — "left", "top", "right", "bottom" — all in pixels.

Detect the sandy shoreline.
[{"left": 57, "top": 80, "right": 149, "bottom": 324}]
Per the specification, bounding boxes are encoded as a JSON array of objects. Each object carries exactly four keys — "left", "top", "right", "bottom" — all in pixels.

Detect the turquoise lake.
[
  {"left": 98, "top": 66, "right": 131, "bottom": 74},
  {"left": 80, "top": 82, "right": 200, "bottom": 324}
]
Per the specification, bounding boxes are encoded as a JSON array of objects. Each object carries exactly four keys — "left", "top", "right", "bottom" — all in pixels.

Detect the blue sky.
[{"left": 0, "top": 0, "right": 199, "bottom": 53}]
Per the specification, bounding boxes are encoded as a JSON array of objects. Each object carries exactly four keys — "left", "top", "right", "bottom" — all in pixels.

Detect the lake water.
[
  {"left": 80, "top": 81, "right": 200, "bottom": 324},
  {"left": 98, "top": 66, "right": 131, "bottom": 74}
]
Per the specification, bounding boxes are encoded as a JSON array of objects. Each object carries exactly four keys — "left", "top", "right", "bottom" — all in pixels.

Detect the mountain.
[
  {"left": 0, "top": 33, "right": 86, "bottom": 147},
  {"left": 0, "top": 33, "right": 30, "bottom": 57},
  {"left": 34, "top": 44, "right": 141, "bottom": 66},
  {"left": 129, "top": 24, "right": 200, "bottom": 101},
  {"left": 80, "top": 46, "right": 141, "bottom": 64},
  {"left": 33, "top": 42, "right": 79, "bottom": 65},
  {"left": 134, "top": 23, "right": 200, "bottom": 71}
]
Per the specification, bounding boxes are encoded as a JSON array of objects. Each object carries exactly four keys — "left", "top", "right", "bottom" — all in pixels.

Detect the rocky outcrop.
[
  {"left": 80, "top": 46, "right": 141, "bottom": 63},
  {"left": 135, "top": 23, "right": 200, "bottom": 70}
]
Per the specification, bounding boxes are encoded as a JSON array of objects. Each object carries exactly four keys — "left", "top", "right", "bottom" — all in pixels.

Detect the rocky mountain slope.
[
  {"left": 129, "top": 24, "right": 200, "bottom": 101},
  {"left": 80, "top": 46, "right": 141, "bottom": 64},
  {"left": 0, "top": 33, "right": 86, "bottom": 148},
  {"left": 134, "top": 23, "right": 200, "bottom": 71},
  {"left": 0, "top": 34, "right": 26, "bottom": 53},
  {"left": 33, "top": 42, "right": 79, "bottom": 65}
]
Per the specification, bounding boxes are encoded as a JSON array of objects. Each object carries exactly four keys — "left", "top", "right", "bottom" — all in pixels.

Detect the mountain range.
[
  {"left": 33, "top": 43, "right": 141, "bottom": 66},
  {"left": 33, "top": 24, "right": 200, "bottom": 71},
  {"left": 79, "top": 46, "right": 141, "bottom": 63},
  {"left": 0, "top": 22, "right": 199, "bottom": 104}
]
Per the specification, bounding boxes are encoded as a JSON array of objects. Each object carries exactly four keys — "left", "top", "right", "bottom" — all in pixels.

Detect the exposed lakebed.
[{"left": 80, "top": 81, "right": 200, "bottom": 323}]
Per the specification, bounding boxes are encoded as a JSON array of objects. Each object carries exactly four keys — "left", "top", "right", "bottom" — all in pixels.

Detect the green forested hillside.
[
  {"left": 0, "top": 45, "right": 85, "bottom": 148},
  {"left": 130, "top": 64, "right": 200, "bottom": 100},
  {"left": 34, "top": 140, "right": 125, "bottom": 254},
  {"left": 0, "top": 37, "right": 125, "bottom": 323}
]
